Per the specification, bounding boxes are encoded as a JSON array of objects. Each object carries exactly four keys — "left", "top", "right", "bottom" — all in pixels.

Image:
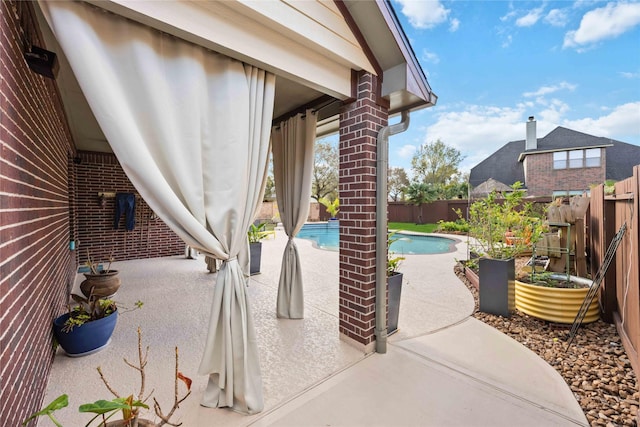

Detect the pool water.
[{"left": 296, "top": 222, "right": 457, "bottom": 254}]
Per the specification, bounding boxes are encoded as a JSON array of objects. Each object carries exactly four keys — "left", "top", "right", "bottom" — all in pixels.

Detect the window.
[
  {"left": 553, "top": 152, "right": 566, "bottom": 169},
  {"left": 552, "top": 148, "right": 601, "bottom": 169},
  {"left": 585, "top": 148, "right": 601, "bottom": 167}
]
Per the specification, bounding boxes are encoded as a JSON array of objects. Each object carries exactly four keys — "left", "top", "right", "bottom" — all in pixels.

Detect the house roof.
[
  {"left": 470, "top": 178, "right": 513, "bottom": 197},
  {"left": 469, "top": 140, "right": 525, "bottom": 188},
  {"left": 469, "top": 126, "right": 640, "bottom": 188},
  {"left": 517, "top": 126, "right": 614, "bottom": 161}
]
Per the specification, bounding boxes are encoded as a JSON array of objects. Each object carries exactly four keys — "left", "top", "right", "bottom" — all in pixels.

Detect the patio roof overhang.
[{"left": 35, "top": 0, "right": 436, "bottom": 152}]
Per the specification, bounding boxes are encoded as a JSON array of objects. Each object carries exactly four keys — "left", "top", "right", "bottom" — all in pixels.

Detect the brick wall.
[
  {"left": 0, "top": 2, "right": 74, "bottom": 425},
  {"left": 525, "top": 152, "right": 606, "bottom": 196},
  {"left": 338, "top": 71, "right": 388, "bottom": 349},
  {"left": 75, "top": 151, "right": 184, "bottom": 264}
]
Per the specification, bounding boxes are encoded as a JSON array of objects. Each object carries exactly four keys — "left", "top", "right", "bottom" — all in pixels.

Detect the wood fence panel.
[
  {"left": 590, "top": 184, "right": 617, "bottom": 322},
  {"left": 613, "top": 165, "right": 640, "bottom": 378}
]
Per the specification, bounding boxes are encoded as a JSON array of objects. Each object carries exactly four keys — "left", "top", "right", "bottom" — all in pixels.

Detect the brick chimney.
[{"left": 526, "top": 116, "right": 537, "bottom": 150}]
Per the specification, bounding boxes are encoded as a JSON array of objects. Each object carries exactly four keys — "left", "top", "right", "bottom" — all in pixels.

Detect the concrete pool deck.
[{"left": 41, "top": 226, "right": 587, "bottom": 426}]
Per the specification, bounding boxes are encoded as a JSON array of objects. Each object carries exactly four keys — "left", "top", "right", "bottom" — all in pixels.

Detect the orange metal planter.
[{"left": 515, "top": 280, "right": 599, "bottom": 324}]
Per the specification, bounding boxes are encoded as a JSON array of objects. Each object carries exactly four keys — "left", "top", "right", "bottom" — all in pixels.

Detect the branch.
[
  {"left": 97, "top": 366, "right": 121, "bottom": 399},
  {"left": 155, "top": 347, "right": 191, "bottom": 427}
]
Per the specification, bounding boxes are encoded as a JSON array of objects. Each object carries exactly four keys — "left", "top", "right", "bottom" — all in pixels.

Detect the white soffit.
[
  {"left": 343, "top": 0, "right": 436, "bottom": 113},
  {"left": 84, "top": 0, "right": 376, "bottom": 101}
]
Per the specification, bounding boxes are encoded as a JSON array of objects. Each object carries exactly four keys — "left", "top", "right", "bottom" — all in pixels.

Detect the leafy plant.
[
  {"left": 63, "top": 292, "right": 142, "bottom": 333},
  {"left": 22, "top": 394, "right": 68, "bottom": 427},
  {"left": 23, "top": 328, "right": 191, "bottom": 427},
  {"left": 248, "top": 222, "right": 269, "bottom": 243},
  {"left": 387, "top": 231, "right": 405, "bottom": 275},
  {"left": 319, "top": 197, "right": 339, "bottom": 218},
  {"left": 436, "top": 219, "right": 469, "bottom": 233},
  {"left": 464, "top": 181, "right": 546, "bottom": 260}
]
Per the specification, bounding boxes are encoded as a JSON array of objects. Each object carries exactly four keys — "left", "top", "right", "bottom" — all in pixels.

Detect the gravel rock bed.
[{"left": 454, "top": 264, "right": 639, "bottom": 426}]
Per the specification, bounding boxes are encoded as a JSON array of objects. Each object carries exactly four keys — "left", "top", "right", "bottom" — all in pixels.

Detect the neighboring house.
[
  {"left": 470, "top": 117, "right": 640, "bottom": 197},
  {"left": 1, "top": 1, "right": 435, "bottom": 424}
]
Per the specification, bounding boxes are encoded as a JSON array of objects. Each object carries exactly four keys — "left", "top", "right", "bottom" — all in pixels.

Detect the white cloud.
[
  {"left": 397, "top": 144, "right": 417, "bottom": 159},
  {"left": 395, "top": 0, "right": 450, "bottom": 29},
  {"left": 561, "top": 102, "right": 640, "bottom": 141},
  {"left": 421, "top": 101, "right": 640, "bottom": 170},
  {"left": 421, "top": 49, "right": 440, "bottom": 64},
  {"left": 564, "top": 2, "right": 640, "bottom": 49},
  {"left": 545, "top": 9, "right": 569, "bottom": 27},
  {"left": 501, "top": 34, "right": 513, "bottom": 48},
  {"left": 449, "top": 18, "right": 460, "bottom": 32},
  {"left": 523, "top": 82, "right": 577, "bottom": 98},
  {"left": 500, "top": 9, "right": 518, "bottom": 22},
  {"left": 538, "top": 99, "right": 571, "bottom": 123},
  {"left": 421, "top": 105, "right": 528, "bottom": 171},
  {"left": 516, "top": 7, "right": 545, "bottom": 27},
  {"left": 620, "top": 71, "right": 640, "bottom": 79}
]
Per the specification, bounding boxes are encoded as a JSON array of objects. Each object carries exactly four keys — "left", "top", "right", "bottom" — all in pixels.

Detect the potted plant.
[
  {"left": 465, "top": 182, "right": 545, "bottom": 317},
  {"left": 23, "top": 328, "right": 191, "bottom": 427},
  {"left": 248, "top": 222, "right": 269, "bottom": 275},
  {"left": 52, "top": 291, "right": 142, "bottom": 357},
  {"left": 387, "top": 232, "right": 405, "bottom": 334},
  {"left": 80, "top": 251, "right": 121, "bottom": 298}
]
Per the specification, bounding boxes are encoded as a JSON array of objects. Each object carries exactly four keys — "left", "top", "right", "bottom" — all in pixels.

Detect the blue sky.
[{"left": 384, "top": 0, "right": 640, "bottom": 176}]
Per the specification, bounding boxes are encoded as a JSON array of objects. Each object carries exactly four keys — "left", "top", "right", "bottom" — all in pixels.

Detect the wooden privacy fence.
[{"left": 590, "top": 165, "right": 640, "bottom": 379}]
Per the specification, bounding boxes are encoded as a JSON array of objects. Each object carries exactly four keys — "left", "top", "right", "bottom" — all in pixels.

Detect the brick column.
[{"left": 338, "top": 71, "right": 388, "bottom": 351}]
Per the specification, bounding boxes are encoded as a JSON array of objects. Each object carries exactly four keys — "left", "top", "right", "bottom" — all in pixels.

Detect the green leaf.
[
  {"left": 22, "top": 394, "right": 68, "bottom": 426},
  {"left": 78, "top": 399, "right": 130, "bottom": 414}
]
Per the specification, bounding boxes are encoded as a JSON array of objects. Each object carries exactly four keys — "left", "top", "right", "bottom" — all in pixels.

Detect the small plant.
[
  {"left": 23, "top": 328, "right": 191, "bottom": 427},
  {"left": 22, "top": 394, "right": 68, "bottom": 427},
  {"left": 62, "top": 292, "right": 142, "bottom": 332},
  {"left": 437, "top": 219, "right": 469, "bottom": 233},
  {"left": 319, "top": 197, "right": 339, "bottom": 219},
  {"left": 464, "top": 181, "right": 546, "bottom": 259},
  {"left": 85, "top": 250, "right": 115, "bottom": 274},
  {"left": 248, "top": 222, "right": 269, "bottom": 243},
  {"left": 387, "top": 231, "right": 405, "bottom": 275}
]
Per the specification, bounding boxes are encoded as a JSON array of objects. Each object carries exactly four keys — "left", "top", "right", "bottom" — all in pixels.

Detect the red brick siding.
[
  {"left": 338, "top": 71, "right": 388, "bottom": 347},
  {"left": 75, "top": 150, "right": 184, "bottom": 264},
  {"left": 524, "top": 151, "right": 606, "bottom": 196},
  {"left": 1, "top": 2, "right": 74, "bottom": 425}
]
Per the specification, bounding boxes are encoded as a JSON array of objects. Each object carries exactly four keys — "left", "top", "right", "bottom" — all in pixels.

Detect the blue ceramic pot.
[{"left": 52, "top": 309, "right": 118, "bottom": 357}]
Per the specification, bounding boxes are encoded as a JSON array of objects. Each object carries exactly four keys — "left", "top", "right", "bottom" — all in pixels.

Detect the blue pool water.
[{"left": 296, "top": 222, "right": 457, "bottom": 254}]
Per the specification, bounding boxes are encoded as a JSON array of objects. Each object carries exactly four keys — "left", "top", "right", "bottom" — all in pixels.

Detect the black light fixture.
[{"left": 24, "top": 45, "right": 58, "bottom": 79}]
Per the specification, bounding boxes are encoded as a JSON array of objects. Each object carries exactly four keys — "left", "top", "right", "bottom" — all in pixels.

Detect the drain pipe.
[{"left": 375, "top": 110, "right": 410, "bottom": 354}]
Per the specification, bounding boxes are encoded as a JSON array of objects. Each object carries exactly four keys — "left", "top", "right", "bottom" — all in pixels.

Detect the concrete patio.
[{"left": 41, "top": 227, "right": 588, "bottom": 426}]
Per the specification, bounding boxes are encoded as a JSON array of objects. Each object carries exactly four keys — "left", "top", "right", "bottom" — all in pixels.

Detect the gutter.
[{"left": 375, "top": 110, "right": 410, "bottom": 354}]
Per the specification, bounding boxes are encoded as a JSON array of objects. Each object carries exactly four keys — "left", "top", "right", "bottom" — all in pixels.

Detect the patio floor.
[{"left": 41, "top": 227, "right": 587, "bottom": 426}]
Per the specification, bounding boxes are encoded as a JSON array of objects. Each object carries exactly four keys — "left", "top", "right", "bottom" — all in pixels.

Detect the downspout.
[{"left": 375, "top": 110, "right": 410, "bottom": 354}]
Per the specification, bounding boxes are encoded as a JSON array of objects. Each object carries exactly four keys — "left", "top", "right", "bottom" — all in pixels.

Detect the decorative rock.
[{"left": 455, "top": 263, "right": 638, "bottom": 427}]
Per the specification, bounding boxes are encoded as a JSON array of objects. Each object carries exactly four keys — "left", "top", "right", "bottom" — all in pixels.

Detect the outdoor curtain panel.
[
  {"left": 40, "top": 1, "right": 274, "bottom": 414},
  {"left": 272, "top": 111, "right": 317, "bottom": 318}
]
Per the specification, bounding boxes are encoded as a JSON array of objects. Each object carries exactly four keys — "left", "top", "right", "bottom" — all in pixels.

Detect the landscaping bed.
[{"left": 454, "top": 264, "right": 638, "bottom": 426}]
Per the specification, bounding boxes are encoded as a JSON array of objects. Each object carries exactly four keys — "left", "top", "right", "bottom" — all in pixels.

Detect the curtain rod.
[{"left": 272, "top": 97, "right": 341, "bottom": 129}]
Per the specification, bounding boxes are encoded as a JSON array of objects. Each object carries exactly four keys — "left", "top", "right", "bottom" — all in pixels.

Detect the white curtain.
[
  {"left": 272, "top": 111, "right": 317, "bottom": 318},
  {"left": 40, "top": 1, "right": 274, "bottom": 414}
]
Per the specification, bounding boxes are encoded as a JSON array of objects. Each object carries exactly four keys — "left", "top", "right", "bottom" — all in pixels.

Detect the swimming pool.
[{"left": 296, "top": 222, "right": 457, "bottom": 254}]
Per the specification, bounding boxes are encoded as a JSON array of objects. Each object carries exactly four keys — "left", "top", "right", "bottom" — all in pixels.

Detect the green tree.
[
  {"left": 388, "top": 167, "right": 409, "bottom": 201},
  {"left": 311, "top": 139, "right": 338, "bottom": 201},
  {"left": 405, "top": 182, "right": 438, "bottom": 224},
  {"left": 411, "top": 140, "right": 465, "bottom": 185}
]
